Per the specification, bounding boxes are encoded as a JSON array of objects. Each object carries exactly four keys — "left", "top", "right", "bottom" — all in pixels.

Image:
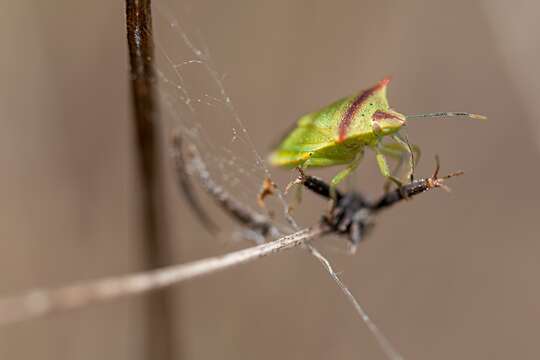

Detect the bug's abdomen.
[
  {"left": 268, "top": 119, "right": 332, "bottom": 167},
  {"left": 269, "top": 99, "right": 362, "bottom": 168},
  {"left": 269, "top": 140, "right": 359, "bottom": 168},
  {"left": 268, "top": 148, "right": 311, "bottom": 168}
]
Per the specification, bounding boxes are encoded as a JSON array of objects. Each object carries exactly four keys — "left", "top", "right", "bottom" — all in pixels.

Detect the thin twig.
[
  {"left": 0, "top": 227, "right": 324, "bottom": 327},
  {"left": 171, "top": 132, "right": 219, "bottom": 232},
  {"left": 178, "top": 139, "right": 281, "bottom": 240},
  {"left": 125, "top": 1, "right": 174, "bottom": 358}
]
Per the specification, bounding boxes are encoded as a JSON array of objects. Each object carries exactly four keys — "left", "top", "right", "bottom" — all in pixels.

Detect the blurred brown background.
[{"left": 1, "top": 1, "right": 539, "bottom": 359}]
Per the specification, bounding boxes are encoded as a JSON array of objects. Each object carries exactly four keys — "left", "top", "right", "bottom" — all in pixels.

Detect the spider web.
[
  {"left": 153, "top": 3, "right": 296, "bottom": 238},
  {"left": 152, "top": 3, "right": 402, "bottom": 360}
]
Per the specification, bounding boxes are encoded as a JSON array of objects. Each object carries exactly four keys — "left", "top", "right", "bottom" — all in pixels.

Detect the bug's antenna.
[
  {"left": 428, "top": 155, "right": 464, "bottom": 192},
  {"left": 433, "top": 155, "right": 441, "bottom": 178},
  {"left": 406, "top": 112, "right": 487, "bottom": 120}
]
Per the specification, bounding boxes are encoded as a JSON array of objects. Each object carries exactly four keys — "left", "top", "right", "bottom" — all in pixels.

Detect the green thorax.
[{"left": 269, "top": 77, "right": 405, "bottom": 167}]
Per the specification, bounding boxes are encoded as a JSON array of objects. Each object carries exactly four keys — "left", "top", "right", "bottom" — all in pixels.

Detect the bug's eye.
[{"left": 372, "top": 110, "right": 406, "bottom": 134}]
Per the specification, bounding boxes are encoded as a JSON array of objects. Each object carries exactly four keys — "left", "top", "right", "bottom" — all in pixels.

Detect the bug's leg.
[
  {"left": 379, "top": 140, "right": 421, "bottom": 192},
  {"left": 285, "top": 155, "right": 313, "bottom": 212},
  {"left": 374, "top": 145, "right": 403, "bottom": 188},
  {"left": 378, "top": 143, "right": 406, "bottom": 193},
  {"left": 329, "top": 150, "right": 364, "bottom": 200},
  {"left": 285, "top": 178, "right": 304, "bottom": 214},
  {"left": 294, "top": 157, "right": 315, "bottom": 204},
  {"left": 392, "top": 133, "right": 421, "bottom": 182}
]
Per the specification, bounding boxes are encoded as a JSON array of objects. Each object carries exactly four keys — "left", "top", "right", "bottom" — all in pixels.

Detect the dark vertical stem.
[{"left": 125, "top": 1, "right": 175, "bottom": 359}]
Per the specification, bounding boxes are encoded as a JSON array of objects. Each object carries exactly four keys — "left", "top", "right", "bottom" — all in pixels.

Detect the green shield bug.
[{"left": 269, "top": 77, "right": 485, "bottom": 192}]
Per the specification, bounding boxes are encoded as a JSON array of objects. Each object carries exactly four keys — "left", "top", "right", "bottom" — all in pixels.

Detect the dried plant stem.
[
  {"left": 125, "top": 0, "right": 175, "bottom": 358},
  {"left": 0, "top": 227, "right": 324, "bottom": 327}
]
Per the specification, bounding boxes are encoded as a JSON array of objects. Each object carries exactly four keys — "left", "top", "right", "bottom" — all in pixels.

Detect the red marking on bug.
[
  {"left": 372, "top": 110, "right": 403, "bottom": 122},
  {"left": 338, "top": 77, "right": 391, "bottom": 142}
]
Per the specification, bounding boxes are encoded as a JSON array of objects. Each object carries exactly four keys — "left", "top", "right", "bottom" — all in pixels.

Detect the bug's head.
[
  {"left": 361, "top": 77, "right": 406, "bottom": 137},
  {"left": 372, "top": 109, "right": 406, "bottom": 136}
]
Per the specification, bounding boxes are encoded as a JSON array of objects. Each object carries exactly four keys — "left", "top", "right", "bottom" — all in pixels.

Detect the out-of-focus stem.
[{"left": 125, "top": 1, "right": 175, "bottom": 358}]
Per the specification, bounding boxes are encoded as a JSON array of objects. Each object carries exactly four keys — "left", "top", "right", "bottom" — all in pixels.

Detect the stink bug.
[{"left": 269, "top": 77, "right": 484, "bottom": 191}]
